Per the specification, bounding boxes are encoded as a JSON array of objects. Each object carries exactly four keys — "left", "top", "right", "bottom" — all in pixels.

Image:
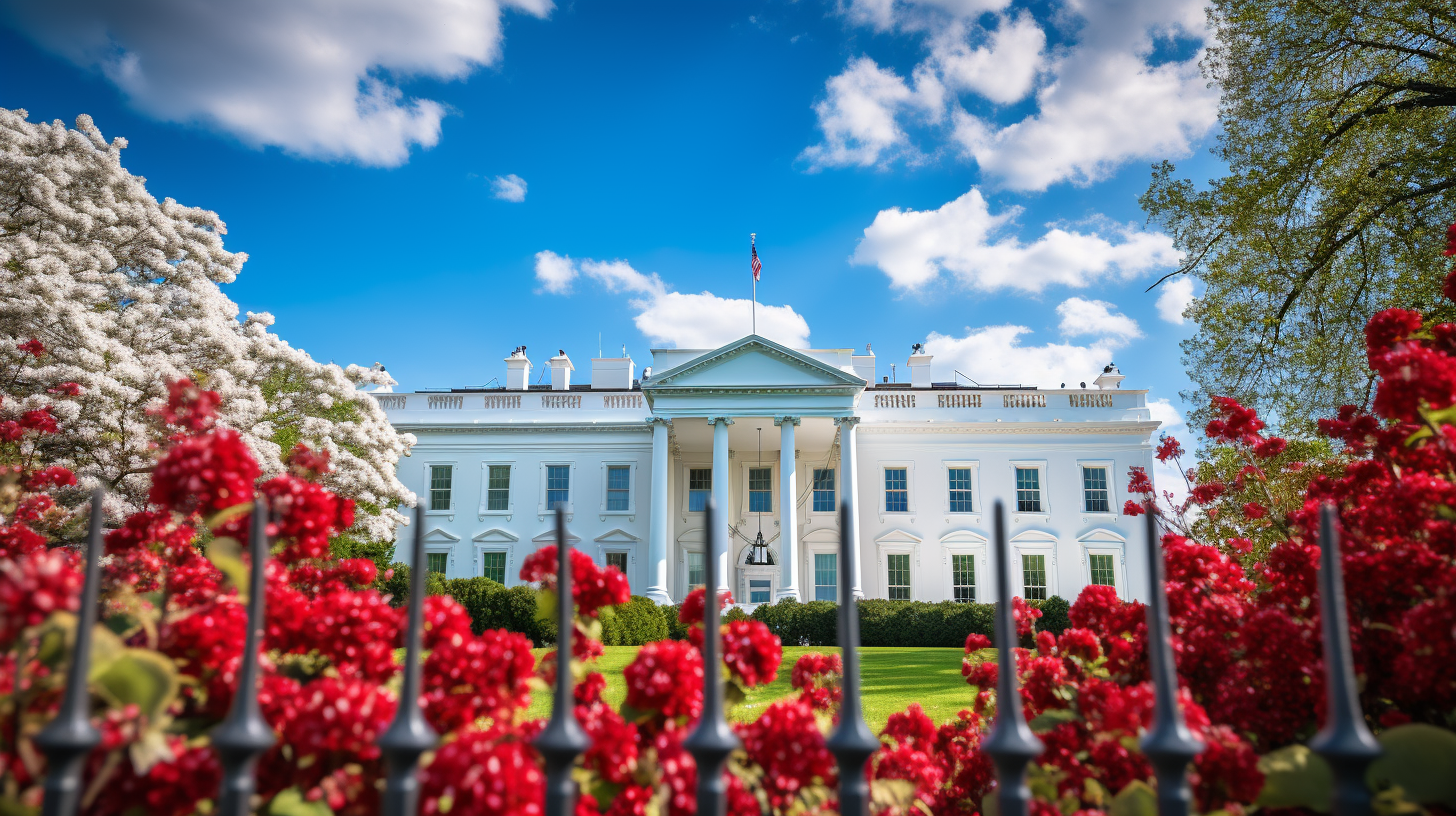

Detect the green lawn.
[{"left": 527, "top": 646, "right": 985, "bottom": 732}]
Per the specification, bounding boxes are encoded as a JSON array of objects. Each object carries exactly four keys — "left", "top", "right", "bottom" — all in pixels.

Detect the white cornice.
[
  {"left": 644, "top": 334, "right": 865, "bottom": 390},
  {"left": 856, "top": 421, "right": 1161, "bottom": 436},
  {"left": 394, "top": 423, "right": 652, "bottom": 434}
]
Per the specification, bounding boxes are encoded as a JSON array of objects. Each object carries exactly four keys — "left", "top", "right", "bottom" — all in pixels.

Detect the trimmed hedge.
[
  {"left": 600, "top": 596, "right": 670, "bottom": 646},
  {"left": 751, "top": 596, "right": 1071, "bottom": 647}
]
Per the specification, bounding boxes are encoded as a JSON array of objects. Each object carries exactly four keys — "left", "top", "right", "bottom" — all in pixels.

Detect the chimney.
[
  {"left": 1094, "top": 363, "right": 1125, "bottom": 390},
  {"left": 907, "top": 344, "right": 932, "bottom": 389},
  {"left": 549, "top": 349, "right": 574, "bottom": 390},
  {"left": 591, "top": 355, "right": 634, "bottom": 389},
  {"left": 852, "top": 343, "right": 876, "bottom": 388},
  {"left": 505, "top": 346, "right": 531, "bottom": 390}
]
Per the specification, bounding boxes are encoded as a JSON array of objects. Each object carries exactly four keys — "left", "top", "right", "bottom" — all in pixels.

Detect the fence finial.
[
  {"left": 1308, "top": 503, "right": 1381, "bottom": 816},
  {"left": 378, "top": 507, "right": 440, "bottom": 816},
  {"left": 983, "top": 500, "right": 1043, "bottom": 816},
  {"left": 211, "top": 499, "right": 277, "bottom": 816},
  {"left": 1139, "top": 507, "right": 1204, "bottom": 816},
  {"left": 684, "top": 499, "right": 740, "bottom": 816},
  {"left": 826, "top": 500, "right": 881, "bottom": 816},
  {"left": 35, "top": 487, "right": 106, "bottom": 816},
  {"left": 535, "top": 506, "right": 590, "bottom": 816}
]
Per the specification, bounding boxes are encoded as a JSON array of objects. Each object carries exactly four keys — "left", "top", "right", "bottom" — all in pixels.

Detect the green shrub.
[
  {"left": 662, "top": 604, "right": 691, "bottom": 641},
  {"left": 750, "top": 596, "right": 1066, "bottom": 647},
  {"left": 601, "top": 596, "right": 670, "bottom": 646},
  {"left": 1032, "top": 596, "right": 1072, "bottom": 636},
  {"left": 722, "top": 606, "right": 751, "bottom": 625}
]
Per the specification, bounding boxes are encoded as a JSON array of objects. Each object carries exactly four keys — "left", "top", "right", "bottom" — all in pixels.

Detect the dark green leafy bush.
[
  {"left": 601, "top": 596, "right": 670, "bottom": 646},
  {"left": 751, "top": 596, "right": 1067, "bottom": 647}
]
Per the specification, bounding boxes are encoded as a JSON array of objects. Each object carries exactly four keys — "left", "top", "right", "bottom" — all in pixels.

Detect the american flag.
[{"left": 751, "top": 240, "right": 762, "bottom": 281}]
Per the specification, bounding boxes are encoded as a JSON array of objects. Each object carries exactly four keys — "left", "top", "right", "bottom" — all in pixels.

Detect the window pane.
[
  {"left": 749, "top": 578, "right": 771, "bottom": 604},
  {"left": 1022, "top": 553, "right": 1047, "bottom": 600},
  {"left": 814, "top": 553, "right": 837, "bottom": 601},
  {"left": 1083, "top": 467, "right": 1110, "bottom": 513},
  {"left": 487, "top": 464, "right": 510, "bottom": 511},
  {"left": 748, "top": 467, "right": 772, "bottom": 513},
  {"left": 948, "top": 467, "right": 974, "bottom": 512},
  {"left": 885, "top": 468, "right": 908, "bottom": 512},
  {"left": 887, "top": 553, "right": 910, "bottom": 600},
  {"left": 1015, "top": 467, "right": 1042, "bottom": 512},
  {"left": 430, "top": 465, "right": 452, "bottom": 511},
  {"left": 812, "top": 468, "right": 836, "bottom": 512},
  {"left": 482, "top": 551, "right": 506, "bottom": 583},
  {"left": 687, "top": 551, "right": 705, "bottom": 590},
  {"left": 607, "top": 465, "right": 630, "bottom": 511},
  {"left": 546, "top": 465, "right": 570, "bottom": 509},
  {"left": 606, "top": 551, "right": 629, "bottom": 574},
  {"left": 1089, "top": 553, "right": 1116, "bottom": 587},
  {"left": 426, "top": 552, "right": 448, "bottom": 575},
  {"left": 952, "top": 554, "right": 976, "bottom": 603},
  {"left": 689, "top": 468, "right": 711, "bottom": 512}
]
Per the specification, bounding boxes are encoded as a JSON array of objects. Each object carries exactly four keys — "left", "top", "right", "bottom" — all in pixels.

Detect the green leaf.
[
  {"left": 93, "top": 649, "right": 180, "bottom": 723},
  {"left": 1109, "top": 781, "right": 1157, "bottom": 816},
  {"left": 1256, "top": 744, "right": 1333, "bottom": 812},
  {"left": 206, "top": 536, "right": 250, "bottom": 596},
  {"left": 1028, "top": 708, "right": 1081, "bottom": 733},
  {"left": 1368, "top": 723, "right": 1456, "bottom": 807},
  {"left": 205, "top": 501, "right": 255, "bottom": 533},
  {"left": 267, "top": 787, "right": 334, "bottom": 816}
]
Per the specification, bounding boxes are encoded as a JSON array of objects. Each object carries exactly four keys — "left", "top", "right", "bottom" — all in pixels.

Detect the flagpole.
[{"left": 751, "top": 233, "right": 757, "bottom": 336}]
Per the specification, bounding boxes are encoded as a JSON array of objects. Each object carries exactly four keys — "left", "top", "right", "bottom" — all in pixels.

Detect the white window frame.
[
  {"left": 472, "top": 528, "right": 518, "bottom": 587},
  {"left": 681, "top": 461, "right": 713, "bottom": 516},
  {"left": 679, "top": 543, "right": 708, "bottom": 595},
  {"left": 1078, "top": 529, "right": 1129, "bottom": 601},
  {"left": 809, "top": 465, "right": 838, "bottom": 516},
  {"left": 424, "top": 461, "right": 459, "bottom": 517},
  {"left": 874, "top": 529, "right": 920, "bottom": 601},
  {"left": 600, "top": 461, "right": 638, "bottom": 516},
  {"left": 1010, "top": 530, "right": 1058, "bottom": 600},
  {"left": 740, "top": 461, "right": 777, "bottom": 517},
  {"left": 421, "top": 527, "right": 460, "bottom": 578},
  {"left": 478, "top": 461, "right": 516, "bottom": 518},
  {"left": 803, "top": 530, "right": 841, "bottom": 603},
  {"left": 478, "top": 548, "right": 510, "bottom": 583},
  {"left": 941, "top": 531, "right": 989, "bottom": 604},
  {"left": 539, "top": 461, "right": 577, "bottom": 516},
  {"left": 942, "top": 460, "right": 981, "bottom": 519},
  {"left": 878, "top": 460, "right": 915, "bottom": 516},
  {"left": 1077, "top": 459, "right": 1117, "bottom": 517},
  {"left": 1009, "top": 460, "right": 1050, "bottom": 518}
]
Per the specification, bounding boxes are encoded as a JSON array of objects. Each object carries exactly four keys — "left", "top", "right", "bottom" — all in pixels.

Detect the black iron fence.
[{"left": 32, "top": 493, "right": 1380, "bottom": 816}]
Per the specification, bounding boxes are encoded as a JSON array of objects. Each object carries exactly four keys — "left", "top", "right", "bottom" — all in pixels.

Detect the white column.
[
  {"left": 774, "top": 415, "right": 800, "bottom": 601},
  {"left": 835, "top": 415, "right": 864, "bottom": 599},
  {"left": 709, "top": 416, "right": 733, "bottom": 591},
  {"left": 645, "top": 417, "right": 672, "bottom": 604}
]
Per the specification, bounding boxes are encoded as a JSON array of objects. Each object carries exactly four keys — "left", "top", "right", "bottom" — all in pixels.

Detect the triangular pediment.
[
  {"left": 422, "top": 527, "right": 460, "bottom": 543},
  {"left": 875, "top": 528, "right": 923, "bottom": 545},
  {"left": 594, "top": 528, "right": 640, "bottom": 544},
  {"left": 645, "top": 336, "right": 864, "bottom": 391},
  {"left": 473, "top": 528, "right": 519, "bottom": 544},
  {"left": 531, "top": 529, "right": 582, "bottom": 545}
]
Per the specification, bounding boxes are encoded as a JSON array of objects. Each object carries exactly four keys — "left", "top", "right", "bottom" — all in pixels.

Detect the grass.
[{"left": 526, "top": 646, "right": 986, "bottom": 732}]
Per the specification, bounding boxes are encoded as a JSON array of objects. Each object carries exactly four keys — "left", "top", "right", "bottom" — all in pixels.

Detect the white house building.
[{"left": 376, "top": 335, "right": 1162, "bottom": 606}]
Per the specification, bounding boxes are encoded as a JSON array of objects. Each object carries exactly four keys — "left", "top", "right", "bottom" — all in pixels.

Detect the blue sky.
[{"left": 0, "top": 0, "right": 1224, "bottom": 458}]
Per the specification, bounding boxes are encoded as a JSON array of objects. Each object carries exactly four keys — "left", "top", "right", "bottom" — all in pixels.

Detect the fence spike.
[
  {"left": 683, "top": 499, "right": 740, "bottom": 816},
  {"left": 534, "top": 506, "right": 590, "bottom": 816},
  {"left": 983, "top": 500, "right": 1043, "bottom": 816},
  {"left": 826, "top": 500, "right": 881, "bottom": 816},
  {"left": 378, "top": 507, "right": 440, "bottom": 816},
  {"left": 35, "top": 487, "right": 106, "bottom": 816},
  {"left": 1138, "top": 507, "right": 1204, "bottom": 816},
  {"left": 211, "top": 499, "right": 277, "bottom": 816},
  {"left": 1308, "top": 504, "right": 1381, "bottom": 816}
]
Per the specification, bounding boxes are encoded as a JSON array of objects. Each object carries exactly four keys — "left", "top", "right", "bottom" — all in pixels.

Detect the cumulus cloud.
[
  {"left": 924, "top": 14, "right": 1044, "bottom": 105},
  {"left": 1155, "top": 276, "right": 1196, "bottom": 324},
  {"left": 534, "top": 252, "right": 810, "bottom": 349},
  {"left": 490, "top": 174, "right": 528, "bottom": 202},
  {"left": 0, "top": 0, "right": 552, "bottom": 166},
  {"left": 799, "top": 57, "right": 940, "bottom": 170},
  {"left": 839, "top": 0, "right": 1012, "bottom": 33},
  {"left": 922, "top": 325, "right": 1123, "bottom": 389},
  {"left": 1056, "top": 297, "right": 1142, "bottom": 342},
  {"left": 851, "top": 187, "right": 1179, "bottom": 292}
]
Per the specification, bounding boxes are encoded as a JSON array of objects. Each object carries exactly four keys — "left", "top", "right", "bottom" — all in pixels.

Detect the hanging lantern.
[{"left": 750, "top": 531, "right": 769, "bottom": 566}]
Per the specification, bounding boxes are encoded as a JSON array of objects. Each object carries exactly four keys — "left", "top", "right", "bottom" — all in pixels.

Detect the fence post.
[
  {"left": 534, "top": 507, "right": 589, "bottom": 816},
  {"left": 983, "top": 500, "right": 1043, "bottom": 816},
  {"left": 1138, "top": 508, "right": 1204, "bottom": 816},
  {"left": 683, "top": 499, "right": 739, "bottom": 816},
  {"left": 211, "top": 500, "right": 276, "bottom": 816},
  {"left": 826, "top": 500, "right": 880, "bottom": 816},
  {"left": 35, "top": 488, "right": 105, "bottom": 816},
  {"left": 378, "top": 508, "right": 440, "bottom": 816},
  {"left": 1308, "top": 504, "right": 1381, "bottom": 816}
]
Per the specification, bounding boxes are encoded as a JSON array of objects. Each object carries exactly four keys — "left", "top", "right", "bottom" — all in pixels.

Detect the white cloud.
[
  {"left": 925, "top": 14, "right": 1044, "bottom": 105},
  {"left": 1155, "top": 276, "right": 1196, "bottom": 324},
  {"left": 491, "top": 174, "right": 528, "bottom": 202},
  {"left": 535, "top": 252, "right": 810, "bottom": 349},
  {"left": 851, "top": 187, "right": 1179, "bottom": 292},
  {"left": 1056, "top": 297, "right": 1142, "bottom": 342},
  {"left": 922, "top": 324, "right": 1123, "bottom": 389},
  {"left": 799, "top": 57, "right": 940, "bottom": 170},
  {"left": 840, "top": 0, "right": 1012, "bottom": 33},
  {"left": 0, "top": 0, "right": 552, "bottom": 166}
]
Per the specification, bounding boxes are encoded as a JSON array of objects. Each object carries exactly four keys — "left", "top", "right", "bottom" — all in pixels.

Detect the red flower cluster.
[
  {"left": 151, "top": 378, "right": 221, "bottom": 433},
  {"left": 149, "top": 428, "right": 259, "bottom": 516},
  {"left": 623, "top": 639, "right": 704, "bottom": 720},
  {"left": 520, "top": 545, "right": 630, "bottom": 616},
  {"left": 735, "top": 698, "right": 835, "bottom": 811},
  {"left": 720, "top": 619, "right": 782, "bottom": 687},
  {"left": 790, "top": 652, "right": 842, "bottom": 711}
]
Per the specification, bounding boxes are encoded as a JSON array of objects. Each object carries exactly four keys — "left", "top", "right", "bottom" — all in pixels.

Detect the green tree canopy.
[{"left": 1143, "top": 0, "right": 1456, "bottom": 431}]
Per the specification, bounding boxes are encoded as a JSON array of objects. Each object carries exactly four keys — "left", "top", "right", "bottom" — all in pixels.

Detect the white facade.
[{"left": 379, "top": 336, "right": 1161, "bottom": 606}]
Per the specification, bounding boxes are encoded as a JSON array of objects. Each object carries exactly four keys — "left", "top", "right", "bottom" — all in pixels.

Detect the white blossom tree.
[{"left": 0, "top": 108, "right": 414, "bottom": 545}]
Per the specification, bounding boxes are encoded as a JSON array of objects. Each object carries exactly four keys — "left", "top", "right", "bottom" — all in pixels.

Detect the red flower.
[
  {"left": 23, "top": 465, "right": 76, "bottom": 491},
  {"left": 790, "top": 652, "right": 842, "bottom": 710},
  {"left": 1122, "top": 500, "right": 1146, "bottom": 516},
  {"left": 152, "top": 378, "right": 222, "bottom": 433},
  {"left": 624, "top": 639, "right": 704, "bottom": 720},
  {"left": 149, "top": 428, "right": 260, "bottom": 516},
  {"left": 47, "top": 382, "right": 82, "bottom": 396},
  {"left": 735, "top": 698, "right": 835, "bottom": 811},
  {"left": 721, "top": 619, "right": 781, "bottom": 687},
  {"left": 1155, "top": 435, "right": 1184, "bottom": 462},
  {"left": 16, "top": 338, "right": 44, "bottom": 357},
  {"left": 964, "top": 633, "right": 991, "bottom": 653},
  {"left": 677, "top": 586, "right": 732, "bottom": 625},
  {"left": 1126, "top": 466, "right": 1154, "bottom": 495},
  {"left": 1444, "top": 222, "right": 1456, "bottom": 256},
  {"left": 19, "top": 408, "right": 58, "bottom": 434},
  {"left": 1241, "top": 502, "right": 1266, "bottom": 520},
  {"left": 286, "top": 443, "right": 332, "bottom": 479},
  {"left": 1253, "top": 436, "right": 1287, "bottom": 459},
  {"left": 520, "top": 545, "right": 629, "bottom": 616}
]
